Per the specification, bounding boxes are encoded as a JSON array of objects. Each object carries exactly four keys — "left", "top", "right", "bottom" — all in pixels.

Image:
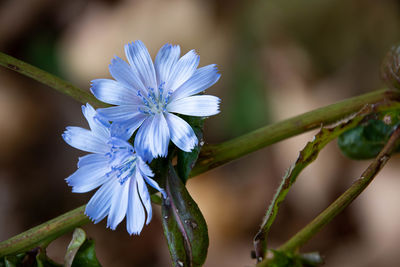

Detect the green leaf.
[
  {"left": 177, "top": 116, "right": 204, "bottom": 183},
  {"left": 338, "top": 111, "right": 400, "bottom": 159},
  {"left": 71, "top": 240, "right": 101, "bottom": 267},
  {"left": 162, "top": 163, "right": 209, "bottom": 267},
  {"left": 64, "top": 228, "right": 86, "bottom": 267}
]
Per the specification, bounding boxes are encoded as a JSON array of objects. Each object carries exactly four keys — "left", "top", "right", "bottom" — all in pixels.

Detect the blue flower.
[
  {"left": 62, "top": 103, "right": 165, "bottom": 235},
  {"left": 91, "top": 40, "right": 221, "bottom": 161}
]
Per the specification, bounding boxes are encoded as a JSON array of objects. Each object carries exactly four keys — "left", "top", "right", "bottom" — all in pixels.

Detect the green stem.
[
  {"left": 256, "top": 126, "right": 400, "bottom": 266},
  {"left": 190, "top": 88, "right": 400, "bottom": 177},
  {"left": 0, "top": 206, "right": 89, "bottom": 257},
  {"left": 0, "top": 52, "right": 107, "bottom": 108}
]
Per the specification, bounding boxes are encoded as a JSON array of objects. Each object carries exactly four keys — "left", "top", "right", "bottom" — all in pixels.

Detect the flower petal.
[
  {"left": 109, "top": 56, "right": 146, "bottom": 91},
  {"left": 170, "top": 64, "right": 220, "bottom": 102},
  {"left": 109, "top": 114, "right": 147, "bottom": 141},
  {"left": 134, "top": 114, "right": 170, "bottom": 159},
  {"left": 126, "top": 178, "right": 145, "bottom": 235},
  {"left": 167, "top": 95, "right": 220, "bottom": 116},
  {"left": 155, "top": 44, "right": 180, "bottom": 85},
  {"left": 97, "top": 105, "right": 141, "bottom": 121},
  {"left": 90, "top": 79, "right": 139, "bottom": 105},
  {"left": 67, "top": 160, "right": 110, "bottom": 193},
  {"left": 136, "top": 171, "right": 152, "bottom": 224},
  {"left": 77, "top": 154, "right": 109, "bottom": 168},
  {"left": 125, "top": 41, "right": 157, "bottom": 91},
  {"left": 165, "top": 113, "right": 197, "bottom": 152},
  {"left": 166, "top": 50, "right": 200, "bottom": 92},
  {"left": 137, "top": 156, "right": 154, "bottom": 177},
  {"left": 81, "top": 104, "right": 110, "bottom": 139},
  {"left": 85, "top": 179, "right": 116, "bottom": 223},
  {"left": 63, "top": 127, "right": 109, "bottom": 154},
  {"left": 107, "top": 181, "right": 130, "bottom": 230},
  {"left": 143, "top": 175, "right": 166, "bottom": 198}
]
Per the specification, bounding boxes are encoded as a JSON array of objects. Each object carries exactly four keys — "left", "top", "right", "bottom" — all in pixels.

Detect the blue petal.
[
  {"left": 107, "top": 181, "right": 130, "bottom": 230},
  {"left": 136, "top": 171, "right": 152, "bottom": 224},
  {"left": 85, "top": 179, "right": 117, "bottom": 223},
  {"left": 109, "top": 56, "right": 146, "bottom": 91},
  {"left": 81, "top": 104, "right": 110, "bottom": 139},
  {"left": 90, "top": 79, "right": 139, "bottom": 105},
  {"left": 126, "top": 178, "right": 145, "bottom": 235},
  {"left": 108, "top": 137, "right": 132, "bottom": 151},
  {"left": 134, "top": 114, "right": 170, "bottom": 159},
  {"left": 97, "top": 105, "right": 141, "bottom": 121},
  {"left": 66, "top": 164, "right": 109, "bottom": 193},
  {"left": 109, "top": 114, "right": 147, "bottom": 141},
  {"left": 63, "top": 127, "right": 109, "bottom": 154},
  {"left": 137, "top": 156, "right": 154, "bottom": 177},
  {"left": 167, "top": 95, "right": 220, "bottom": 116},
  {"left": 165, "top": 50, "right": 199, "bottom": 92},
  {"left": 170, "top": 64, "right": 220, "bottom": 102},
  {"left": 143, "top": 175, "right": 166, "bottom": 199},
  {"left": 165, "top": 113, "right": 197, "bottom": 152},
  {"left": 155, "top": 44, "right": 180, "bottom": 85},
  {"left": 133, "top": 117, "right": 153, "bottom": 162},
  {"left": 77, "top": 154, "right": 109, "bottom": 168},
  {"left": 124, "top": 41, "right": 157, "bottom": 91}
]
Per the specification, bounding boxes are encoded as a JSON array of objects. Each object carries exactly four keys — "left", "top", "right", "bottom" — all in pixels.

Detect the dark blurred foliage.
[{"left": 2, "top": 0, "right": 400, "bottom": 266}]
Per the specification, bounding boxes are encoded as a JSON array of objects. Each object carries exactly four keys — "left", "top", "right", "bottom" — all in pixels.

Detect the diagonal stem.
[
  {"left": 0, "top": 206, "right": 89, "bottom": 257},
  {"left": 0, "top": 51, "right": 107, "bottom": 108},
  {"left": 257, "top": 125, "right": 400, "bottom": 266},
  {"left": 191, "top": 89, "right": 400, "bottom": 177}
]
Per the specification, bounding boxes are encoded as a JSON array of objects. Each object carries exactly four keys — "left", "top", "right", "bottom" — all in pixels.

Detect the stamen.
[
  {"left": 137, "top": 81, "right": 170, "bottom": 115},
  {"left": 106, "top": 144, "right": 138, "bottom": 185}
]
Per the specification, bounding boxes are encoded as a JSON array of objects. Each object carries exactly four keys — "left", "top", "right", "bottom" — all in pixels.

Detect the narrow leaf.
[
  {"left": 0, "top": 52, "right": 107, "bottom": 108},
  {"left": 162, "top": 163, "right": 209, "bottom": 267},
  {"left": 64, "top": 228, "right": 86, "bottom": 267},
  {"left": 177, "top": 116, "right": 204, "bottom": 183}
]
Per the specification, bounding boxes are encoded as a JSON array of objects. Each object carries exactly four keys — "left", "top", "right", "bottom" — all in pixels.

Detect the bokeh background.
[{"left": 1, "top": 0, "right": 400, "bottom": 266}]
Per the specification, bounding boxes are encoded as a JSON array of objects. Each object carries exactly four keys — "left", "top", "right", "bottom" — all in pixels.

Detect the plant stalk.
[
  {"left": 191, "top": 89, "right": 400, "bottom": 177},
  {"left": 257, "top": 125, "right": 400, "bottom": 266},
  {"left": 0, "top": 52, "right": 107, "bottom": 108},
  {"left": 0, "top": 206, "right": 89, "bottom": 257}
]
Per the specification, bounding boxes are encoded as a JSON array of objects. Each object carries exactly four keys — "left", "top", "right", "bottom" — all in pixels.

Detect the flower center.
[
  {"left": 137, "top": 82, "right": 172, "bottom": 115},
  {"left": 106, "top": 143, "right": 137, "bottom": 185}
]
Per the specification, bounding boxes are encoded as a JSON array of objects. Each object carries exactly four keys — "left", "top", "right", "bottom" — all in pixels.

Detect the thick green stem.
[
  {"left": 191, "top": 88, "right": 400, "bottom": 177},
  {"left": 256, "top": 126, "right": 400, "bottom": 266},
  {"left": 0, "top": 206, "right": 89, "bottom": 257},
  {"left": 0, "top": 52, "right": 107, "bottom": 108}
]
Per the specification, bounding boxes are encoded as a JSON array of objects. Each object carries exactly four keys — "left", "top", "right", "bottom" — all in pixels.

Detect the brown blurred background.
[{"left": 1, "top": 0, "right": 400, "bottom": 266}]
